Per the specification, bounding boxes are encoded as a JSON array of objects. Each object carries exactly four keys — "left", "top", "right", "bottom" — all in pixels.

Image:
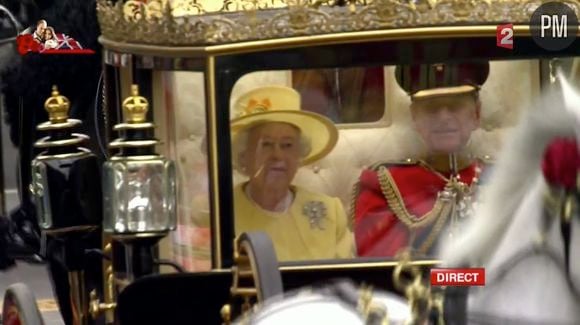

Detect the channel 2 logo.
[
  {"left": 497, "top": 2, "right": 579, "bottom": 51},
  {"left": 497, "top": 23, "right": 514, "bottom": 49}
]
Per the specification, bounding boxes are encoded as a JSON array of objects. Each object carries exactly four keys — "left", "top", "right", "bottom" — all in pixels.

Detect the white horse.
[
  {"left": 441, "top": 73, "right": 580, "bottom": 324},
  {"left": 234, "top": 280, "right": 413, "bottom": 325}
]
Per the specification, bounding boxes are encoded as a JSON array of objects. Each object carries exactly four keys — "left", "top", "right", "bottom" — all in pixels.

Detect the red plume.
[{"left": 542, "top": 138, "right": 580, "bottom": 190}]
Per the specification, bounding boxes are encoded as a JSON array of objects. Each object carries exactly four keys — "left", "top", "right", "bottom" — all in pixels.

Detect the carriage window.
[{"left": 226, "top": 60, "right": 544, "bottom": 263}]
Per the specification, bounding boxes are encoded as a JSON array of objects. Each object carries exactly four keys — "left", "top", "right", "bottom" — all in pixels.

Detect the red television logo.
[
  {"left": 431, "top": 268, "right": 485, "bottom": 286},
  {"left": 497, "top": 24, "right": 514, "bottom": 49},
  {"left": 17, "top": 34, "right": 95, "bottom": 55},
  {"left": 16, "top": 20, "right": 94, "bottom": 56}
]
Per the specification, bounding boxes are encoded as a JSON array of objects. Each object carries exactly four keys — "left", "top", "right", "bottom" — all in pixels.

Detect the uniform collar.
[{"left": 423, "top": 152, "right": 474, "bottom": 174}]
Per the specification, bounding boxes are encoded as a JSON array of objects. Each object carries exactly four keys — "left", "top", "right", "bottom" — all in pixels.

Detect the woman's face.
[
  {"left": 240, "top": 122, "right": 302, "bottom": 191},
  {"left": 44, "top": 29, "right": 53, "bottom": 40}
]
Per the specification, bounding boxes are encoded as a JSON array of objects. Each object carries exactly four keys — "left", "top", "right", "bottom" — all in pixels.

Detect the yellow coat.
[{"left": 234, "top": 183, "right": 355, "bottom": 262}]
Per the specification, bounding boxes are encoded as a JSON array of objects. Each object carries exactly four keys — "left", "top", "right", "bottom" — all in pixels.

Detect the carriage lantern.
[
  {"left": 31, "top": 85, "right": 102, "bottom": 232},
  {"left": 30, "top": 86, "right": 103, "bottom": 325},
  {"left": 102, "top": 84, "right": 177, "bottom": 280}
]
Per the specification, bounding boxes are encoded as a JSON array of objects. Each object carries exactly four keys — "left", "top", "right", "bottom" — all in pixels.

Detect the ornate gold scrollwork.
[
  {"left": 357, "top": 284, "right": 390, "bottom": 324},
  {"left": 89, "top": 266, "right": 117, "bottom": 320},
  {"left": 393, "top": 251, "right": 445, "bottom": 325},
  {"left": 221, "top": 304, "right": 232, "bottom": 325},
  {"left": 431, "top": 0, "right": 491, "bottom": 23},
  {"left": 354, "top": 0, "right": 419, "bottom": 29},
  {"left": 97, "top": 0, "right": 580, "bottom": 46},
  {"left": 224, "top": 235, "right": 261, "bottom": 322}
]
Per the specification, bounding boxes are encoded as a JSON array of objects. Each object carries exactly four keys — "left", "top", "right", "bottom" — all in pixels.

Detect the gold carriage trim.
[{"left": 96, "top": 0, "right": 580, "bottom": 47}]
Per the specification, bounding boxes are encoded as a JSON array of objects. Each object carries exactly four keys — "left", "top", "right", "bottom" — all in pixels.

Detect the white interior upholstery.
[
  {"left": 230, "top": 61, "right": 540, "bottom": 208},
  {"left": 159, "top": 60, "right": 541, "bottom": 270}
]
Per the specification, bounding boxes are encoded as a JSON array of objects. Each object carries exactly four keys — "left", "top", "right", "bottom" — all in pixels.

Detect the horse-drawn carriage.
[{"left": 2, "top": 0, "right": 580, "bottom": 324}]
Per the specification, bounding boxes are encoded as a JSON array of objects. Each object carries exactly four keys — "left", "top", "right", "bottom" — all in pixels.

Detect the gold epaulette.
[
  {"left": 377, "top": 166, "right": 452, "bottom": 254},
  {"left": 348, "top": 157, "right": 418, "bottom": 229},
  {"left": 367, "top": 158, "right": 418, "bottom": 171}
]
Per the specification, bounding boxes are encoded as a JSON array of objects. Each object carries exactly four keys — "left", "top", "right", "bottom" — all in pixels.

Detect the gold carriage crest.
[{"left": 303, "top": 201, "right": 327, "bottom": 230}]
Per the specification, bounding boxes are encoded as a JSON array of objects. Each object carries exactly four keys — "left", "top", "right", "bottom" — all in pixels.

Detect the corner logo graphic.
[
  {"left": 530, "top": 2, "right": 578, "bottom": 51},
  {"left": 496, "top": 23, "right": 514, "bottom": 49},
  {"left": 16, "top": 19, "right": 95, "bottom": 56}
]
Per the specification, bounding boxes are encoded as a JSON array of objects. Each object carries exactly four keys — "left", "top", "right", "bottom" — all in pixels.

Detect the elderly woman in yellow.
[{"left": 231, "top": 86, "right": 355, "bottom": 261}]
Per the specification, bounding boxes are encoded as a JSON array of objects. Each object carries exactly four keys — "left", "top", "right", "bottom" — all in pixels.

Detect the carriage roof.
[{"left": 96, "top": 0, "right": 580, "bottom": 56}]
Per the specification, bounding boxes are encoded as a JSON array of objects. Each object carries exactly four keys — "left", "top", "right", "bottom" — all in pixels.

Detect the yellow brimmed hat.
[
  {"left": 395, "top": 61, "right": 490, "bottom": 101},
  {"left": 231, "top": 86, "right": 338, "bottom": 165}
]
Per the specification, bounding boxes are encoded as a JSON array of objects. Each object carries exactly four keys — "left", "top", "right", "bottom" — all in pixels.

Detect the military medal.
[
  {"left": 453, "top": 166, "right": 481, "bottom": 220},
  {"left": 457, "top": 193, "right": 476, "bottom": 219},
  {"left": 445, "top": 164, "right": 481, "bottom": 243},
  {"left": 303, "top": 201, "right": 327, "bottom": 230}
]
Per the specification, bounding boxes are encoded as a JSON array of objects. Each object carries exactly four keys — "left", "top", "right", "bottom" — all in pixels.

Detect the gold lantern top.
[
  {"left": 109, "top": 84, "right": 159, "bottom": 153},
  {"left": 44, "top": 85, "right": 70, "bottom": 124},
  {"left": 34, "top": 86, "right": 88, "bottom": 154},
  {"left": 96, "top": 0, "right": 580, "bottom": 49},
  {"left": 122, "top": 85, "right": 149, "bottom": 124}
]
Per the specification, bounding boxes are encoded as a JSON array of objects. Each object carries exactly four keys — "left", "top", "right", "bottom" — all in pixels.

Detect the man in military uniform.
[{"left": 353, "top": 61, "right": 489, "bottom": 257}]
